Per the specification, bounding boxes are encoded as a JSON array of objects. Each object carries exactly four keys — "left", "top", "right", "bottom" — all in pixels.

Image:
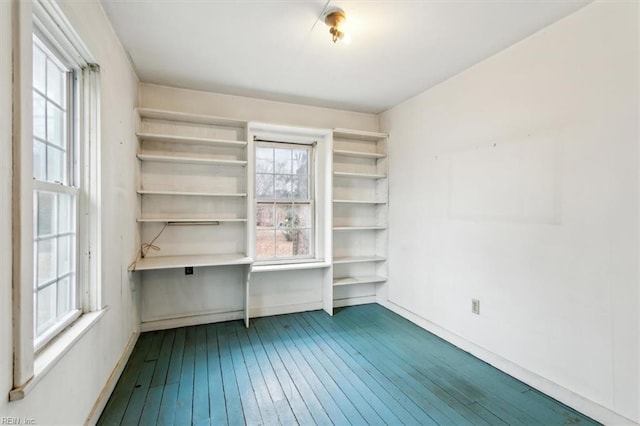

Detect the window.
[
  {"left": 255, "top": 142, "right": 314, "bottom": 260},
  {"left": 31, "top": 35, "right": 80, "bottom": 349}
]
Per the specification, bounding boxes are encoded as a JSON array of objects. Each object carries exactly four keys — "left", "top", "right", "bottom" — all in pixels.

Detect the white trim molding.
[{"left": 381, "top": 299, "right": 638, "bottom": 426}]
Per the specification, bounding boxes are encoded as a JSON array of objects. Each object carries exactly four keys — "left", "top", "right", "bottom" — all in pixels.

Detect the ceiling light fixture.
[{"left": 324, "top": 8, "right": 351, "bottom": 44}]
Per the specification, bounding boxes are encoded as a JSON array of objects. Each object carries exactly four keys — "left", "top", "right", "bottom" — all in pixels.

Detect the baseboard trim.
[
  {"left": 141, "top": 310, "right": 245, "bottom": 332},
  {"left": 380, "top": 300, "right": 638, "bottom": 426},
  {"left": 85, "top": 331, "right": 139, "bottom": 425},
  {"left": 334, "top": 295, "right": 377, "bottom": 308},
  {"left": 250, "top": 301, "right": 322, "bottom": 318},
  {"left": 140, "top": 301, "right": 326, "bottom": 331}
]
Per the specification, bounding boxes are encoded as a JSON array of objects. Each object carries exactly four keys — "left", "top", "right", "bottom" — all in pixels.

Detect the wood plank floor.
[{"left": 98, "top": 304, "right": 599, "bottom": 425}]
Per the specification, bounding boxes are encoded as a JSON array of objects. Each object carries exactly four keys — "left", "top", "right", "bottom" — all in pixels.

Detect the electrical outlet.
[
  {"left": 185, "top": 266, "right": 194, "bottom": 275},
  {"left": 471, "top": 299, "right": 480, "bottom": 315}
]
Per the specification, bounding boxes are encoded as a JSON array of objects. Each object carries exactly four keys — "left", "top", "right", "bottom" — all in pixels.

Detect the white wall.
[
  {"left": 0, "top": 0, "right": 140, "bottom": 424},
  {"left": 380, "top": 1, "right": 639, "bottom": 423},
  {"left": 138, "top": 84, "right": 378, "bottom": 329}
]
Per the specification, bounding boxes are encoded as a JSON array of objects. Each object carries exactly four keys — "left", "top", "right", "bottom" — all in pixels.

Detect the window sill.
[
  {"left": 251, "top": 261, "right": 330, "bottom": 273},
  {"left": 9, "top": 307, "right": 108, "bottom": 401}
]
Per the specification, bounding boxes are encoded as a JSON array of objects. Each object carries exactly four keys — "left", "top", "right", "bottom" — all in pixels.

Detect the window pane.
[
  {"left": 293, "top": 150, "right": 308, "bottom": 175},
  {"left": 46, "top": 146, "right": 64, "bottom": 183},
  {"left": 274, "top": 148, "right": 291, "bottom": 174},
  {"left": 33, "top": 140, "right": 46, "bottom": 181},
  {"left": 37, "top": 192, "right": 56, "bottom": 236},
  {"left": 294, "top": 204, "right": 312, "bottom": 227},
  {"left": 46, "top": 59, "right": 65, "bottom": 106},
  {"left": 275, "top": 175, "right": 291, "bottom": 199},
  {"left": 292, "top": 228, "right": 311, "bottom": 256},
  {"left": 57, "top": 276, "right": 72, "bottom": 317},
  {"left": 57, "top": 235, "right": 74, "bottom": 276},
  {"left": 256, "top": 204, "right": 274, "bottom": 228},
  {"left": 291, "top": 177, "right": 308, "bottom": 200},
  {"left": 256, "top": 174, "right": 273, "bottom": 199},
  {"left": 37, "top": 239, "right": 56, "bottom": 286},
  {"left": 256, "top": 147, "right": 273, "bottom": 173},
  {"left": 58, "top": 193, "right": 74, "bottom": 233},
  {"left": 47, "top": 102, "right": 65, "bottom": 148},
  {"left": 276, "top": 204, "right": 299, "bottom": 246},
  {"left": 33, "top": 45, "right": 46, "bottom": 93},
  {"left": 33, "top": 92, "right": 46, "bottom": 140},
  {"left": 275, "top": 231, "right": 293, "bottom": 258},
  {"left": 36, "top": 283, "right": 56, "bottom": 335},
  {"left": 256, "top": 230, "right": 275, "bottom": 259},
  {"left": 275, "top": 204, "right": 293, "bottom": 227}
]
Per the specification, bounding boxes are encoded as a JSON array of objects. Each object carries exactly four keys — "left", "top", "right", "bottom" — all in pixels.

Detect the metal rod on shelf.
[{"left": 168, "top": 221, "right": 221, "bottom": 226}]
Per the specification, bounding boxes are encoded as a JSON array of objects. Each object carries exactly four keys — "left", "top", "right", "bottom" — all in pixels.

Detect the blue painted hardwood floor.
[{"left": 98, "top": 304, "right": 599, "bottom": 426}]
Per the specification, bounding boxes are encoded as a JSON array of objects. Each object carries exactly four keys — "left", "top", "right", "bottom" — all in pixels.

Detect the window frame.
[
  {"left": 247, "top": 123, "right": 333, "bottom": 269},
  {"left": 255, "top": 141, "right": 316, "bottom": 262},
  {"left": 31, "top": 33, "right": 82, "bottom": 352},
  {"left": 11, "top": 0, "right": 102, "bottom": 397}
]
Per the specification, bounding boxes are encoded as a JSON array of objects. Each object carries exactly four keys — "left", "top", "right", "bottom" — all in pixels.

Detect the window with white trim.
[
  {"left": 33, "top": 34, "right": 80, "bottom": 348},
  {"left": 255, "top": 142, "right": 314, "bottom": 260},
  {"left": 31, "top": 35, "right": 80, "bottom": 350}
]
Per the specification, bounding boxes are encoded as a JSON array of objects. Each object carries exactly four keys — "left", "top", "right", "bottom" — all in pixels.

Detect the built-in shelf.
[
  {"left": 330, "top": 126, "right": 389, "bottom": 314},
  {"left": 252, "top": 262, "right": 331, "bottom": 273},
  {"left": 333, "top": 275, "right": 387, "bottom": 286},
  {"left": 137, "top": 153, "right": 247, "bottom": 167},
  {"left": 333, "top": 149, "right": 386, "bottom": 159},
  {"left": 137, "top": 132, "right": 247, "bottom": 148},
  {"left": 333, "top": 199, "right": 387, "bottom": 204},
  {"left": 333, "top": 226, "right": 387, "bottom": 231},
  {"left": 333, "top": 256, "right": 387, "bottom": 264},
  {"left": 137, "top": 108, "right": 246, "bottom": 128},
  {"left": 137, "top": 190, "right": 247, "bottom": 197},
  {"left": 333, "top": 128, "right": 388, "bottom": 141},
  {"left": 333, "top": 171, "right": 386, "bottom": 179},
  {"left": 130, "top": 253, "right": 253, "bottom": 271},
  {"left": 136, "top": 218, "right": 247, "bottom": 223}
]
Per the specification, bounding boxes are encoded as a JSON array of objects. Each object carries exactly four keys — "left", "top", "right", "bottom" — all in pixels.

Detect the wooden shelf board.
[
  {"left": 137, "top": 218, "right": 247, "bottom": 223},
  {"left": 137, "top": 132, "right": 247, "bottom": 148},
  {"left": 333, "top": 256, "right": 387, "bottom": 264},
  {"left": 333, "top": 226, "right": 387, "bottom": 231},
  {"left": 333, "top": 199, "right": 387, "bottom": 204},
  {"left": 333, "top": 149, "right": 386, "bottom": 159},
  {"left": 130, "top": 253, "right": 253, "bottom": 271},
  {"left": 137, "top": 153, "right": 247, "bottom": 166},
  {"left": 137, "top": 108, "right": 247, "bottom": 128},
  {"left": 137, "top": 190, "right": 247, "bottom": 197},
  {"left": 333, "top": 172, "right": 386, "bottom": 180},
  {"left": 333, "top": 275, "right": 387, "bottom": 286},
  {"left": 333, "top": 128, "right": 388, "bottom": 141}
]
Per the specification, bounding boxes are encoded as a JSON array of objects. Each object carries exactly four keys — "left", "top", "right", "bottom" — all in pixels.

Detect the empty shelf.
[
  {"left": 333, "top": 256, "right": 387, "bottom": 264},
  {"left": 333, "top": 172, "right": 386, "bottom": 179},
  {"left": 333, "top": 226, "right": 387, "bottom": 231},
  {"left": 137, "top": 132, "right": 247, "bottom": 148},
  {"left": 130, "top": 253, "right": 253, "bottom": 271},
  {"left": 252, "top": 262, "right": 331, "bottom": 273},
  {"left": 137, "top": 190, "right": 247, "bottom": 197},
  {"left": 333, "top": 275, "right": 387, "bottom": 286},
  {"left": 333, "top": 149, "right": 386, "bottom": 159},
  {"left": 137, "top": 153, "right": 247, "bottom": 166},
  {"left": 137, "top": 218, "right": 247, "bottom": 223},
  {"left": 333, "top": 128, "right": 388, "bottom": 141},
  {"left": 333, "top": 199, "right": 387, "bottom": 204},
  {"left": 137, "top": 108, "right": 247, "bottom": 128}
]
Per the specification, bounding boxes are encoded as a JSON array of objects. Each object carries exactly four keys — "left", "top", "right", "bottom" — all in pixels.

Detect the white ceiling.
[{"left": 100, "top": 0, "right": 590, "bottom": 114}]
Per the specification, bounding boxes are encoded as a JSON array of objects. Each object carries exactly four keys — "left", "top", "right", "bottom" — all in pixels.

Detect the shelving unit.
[
  {"left": 131, "top": 108, "right": 252, "bottom": 326},
  {"left": 331, "top": 128, "right": 389, "bottom": 311}
]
